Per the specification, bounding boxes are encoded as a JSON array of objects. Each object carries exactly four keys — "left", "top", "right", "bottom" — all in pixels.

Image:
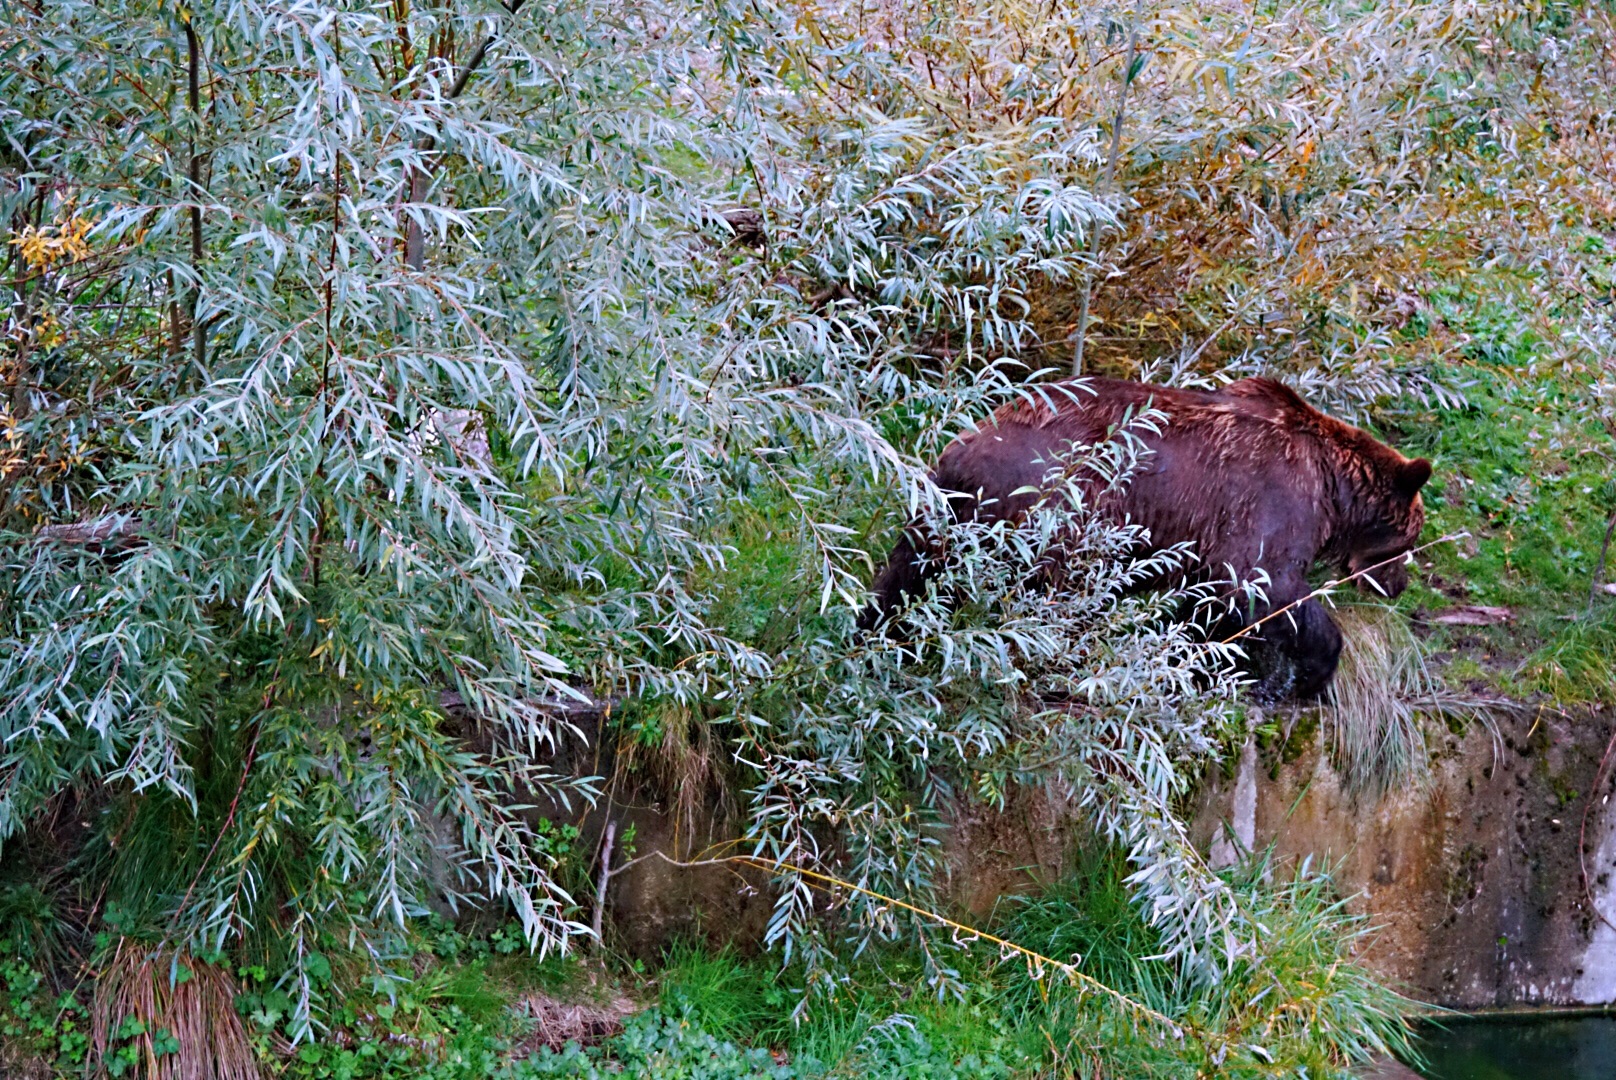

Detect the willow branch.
[{"left": 1218, "top": 532, "right": 1468, "bottom": 646}]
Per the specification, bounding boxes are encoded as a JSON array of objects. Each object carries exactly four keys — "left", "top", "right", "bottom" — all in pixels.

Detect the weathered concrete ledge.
[{"left": 1191, "top": 700, "right": 1616, "bottom": 1009}]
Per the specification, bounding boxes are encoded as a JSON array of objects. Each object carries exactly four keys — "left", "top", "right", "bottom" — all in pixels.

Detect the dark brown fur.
[{"left": 861, "top": 377, "right": 1433, "bottom": 700}]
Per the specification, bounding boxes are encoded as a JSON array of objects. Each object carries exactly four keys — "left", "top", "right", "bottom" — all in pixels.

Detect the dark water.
[{"left": 1413, "top": 1016, "right": 1616, "bottom": 1080}]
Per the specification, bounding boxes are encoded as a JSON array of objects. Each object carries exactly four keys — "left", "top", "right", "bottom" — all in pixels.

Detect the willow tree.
[{"left": 0, "top": 0, "right": 1264, "bottom": 1038}]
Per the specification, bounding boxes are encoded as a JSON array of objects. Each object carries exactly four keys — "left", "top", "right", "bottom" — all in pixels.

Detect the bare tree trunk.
[
  {"left": 402, "top": 14, "right": 515, "bottom": 270},
  {"left": 1072, "top": 0, "right": 1144, "bottom": 377},
  {"left": 1591, "top": 508, "right": 1616, "bottom": 613},
  {"left": 591, "top": 819, "right": 617, "bottom": 942}
]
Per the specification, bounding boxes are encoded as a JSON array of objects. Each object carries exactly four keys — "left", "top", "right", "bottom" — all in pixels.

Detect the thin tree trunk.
[
  {"left": 1072, "top": 0, "right": 1144, "bottom": 377},
  {"left": 402, "top": 11, "right": 519, "bottom": 270},
  {"left": 591, "top": 819, "right": 617, "bottom": 942},
  {"left": 186, "top": 19, "right": 205, "bottom": 373}
]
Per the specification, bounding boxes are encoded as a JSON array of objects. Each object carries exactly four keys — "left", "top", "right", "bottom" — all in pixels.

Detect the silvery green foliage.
[
  {"left": 743, "top": 419, "right": 1249, "bottom": 999},
  {"left": 1, "top": 0, "right": 1239, "bottom": 1029}
]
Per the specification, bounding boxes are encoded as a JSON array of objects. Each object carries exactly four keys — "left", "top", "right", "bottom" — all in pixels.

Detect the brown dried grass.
[
  {"left": 90, "top": 939, "right": 259, "bottom": 1080},
  {"left": 1325, "top": 605, "right": 1500, "bottom": 797},
  {"left": 514, "top": 989, "right": 636, "bottom": 1052}
]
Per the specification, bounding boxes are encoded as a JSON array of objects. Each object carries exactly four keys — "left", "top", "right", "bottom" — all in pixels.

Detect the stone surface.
[
  {"left": 1210, "top": 723, "right": 1259, "bottom": 869},
  {"left": 1356, "top": 1056, "right": 1425, "bottom": 1080},
  {"left": 1190, "top": 701, "right": 1616, "bottom": 1009}
]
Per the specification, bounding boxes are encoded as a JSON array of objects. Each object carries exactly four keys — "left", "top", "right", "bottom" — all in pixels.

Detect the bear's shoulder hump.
[{"left": 1219, "top": 377, "right": 1308, "bottom": 409}]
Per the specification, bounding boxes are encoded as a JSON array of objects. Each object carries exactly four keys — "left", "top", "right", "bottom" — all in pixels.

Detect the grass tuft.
[
  {"left": 1325, "top": 605, "right": 1500, "bottom": 796},
  {"left": 90, "top": 939, "right": 258, "bottom": 1080},
  {"left": 0, "top": 883, "right": 64, "bottom": 969},
  {"left": 1521, "top": 614, "right": 1616, "bottom": 704},
  {"left": 655, "top": 940, "right": 785, "bottom": 1047}
]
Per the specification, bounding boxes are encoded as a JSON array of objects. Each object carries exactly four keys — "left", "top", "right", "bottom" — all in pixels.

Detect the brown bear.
[{"left": 860, "top": 376, "right": 1432, "bottom": 700}]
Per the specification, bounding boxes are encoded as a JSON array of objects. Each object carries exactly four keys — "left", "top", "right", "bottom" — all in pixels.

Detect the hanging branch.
[
  {"left": 1072, "top": 0, "right": 1145, "bottom": 377},
  {"left": 403, "top": 0, "right": 528, "bottom": 270}
]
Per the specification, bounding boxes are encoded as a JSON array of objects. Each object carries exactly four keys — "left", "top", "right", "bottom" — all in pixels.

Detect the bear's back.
[{"left": 938, "top": 375, "right": 1339, "bottom": 579}]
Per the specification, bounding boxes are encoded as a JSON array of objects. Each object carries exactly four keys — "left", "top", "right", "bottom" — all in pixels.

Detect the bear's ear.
[{"left": 1397, "top": 457, "right": 1433, "bottom": 497}]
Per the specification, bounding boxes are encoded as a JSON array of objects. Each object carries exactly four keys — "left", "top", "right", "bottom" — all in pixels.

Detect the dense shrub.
[{"left": 2, "top": 0, "right": 1613, "bottom": 1076}]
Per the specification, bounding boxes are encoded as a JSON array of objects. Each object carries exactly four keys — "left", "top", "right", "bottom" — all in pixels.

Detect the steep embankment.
[
  {"left": 1193, "top": 699, "right": 1616, "bottom": 1009},
  {"left": 1190, "top": 297, "right": 1616, "bottom": 1011}
]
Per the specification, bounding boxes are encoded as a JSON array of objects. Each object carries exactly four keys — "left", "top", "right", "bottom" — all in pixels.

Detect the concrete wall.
[
  {"left": 1190, "top": 702, "right": 1616, "bottom": 1008},
  {"left": 510, "top": 696, "right": 1616, "bottom": 1007}
]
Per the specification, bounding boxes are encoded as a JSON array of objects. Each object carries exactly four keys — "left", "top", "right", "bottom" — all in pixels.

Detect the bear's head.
[{"left": 1342, "top": 454, "right": 1432, "bottom": 598}]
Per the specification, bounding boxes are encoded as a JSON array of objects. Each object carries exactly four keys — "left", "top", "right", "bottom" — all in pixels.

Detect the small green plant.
[
  {"left": 98, "top": 1017, "right": 182, "bottom": 1078},
  {"left": 533, "top": 819, "right": 581, "bottom": 868},
  {"left": 224, "top": 912, "right": 610, "bottom": 1080},
  {"left": 0, "top": 943, "right": 91, "bottom": 1077},
  {"left": 512, "top": 1009, "right": 798, "bottom": 1079}
]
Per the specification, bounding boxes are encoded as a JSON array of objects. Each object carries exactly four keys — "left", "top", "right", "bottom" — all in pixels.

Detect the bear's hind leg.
[{"left": 859, "top": 522, "right": 950, "bottom": 635}]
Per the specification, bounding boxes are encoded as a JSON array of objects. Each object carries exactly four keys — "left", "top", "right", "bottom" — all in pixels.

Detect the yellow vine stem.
[
  {"left": 613, "top": 541, "right": 1481, "bottom": 1052},
  {"left": 1218, "top": 531, "right": 1468, "bottom": 646},
  {"left": 632, "top": 849, "right": 1195, "bottom": 1042}
]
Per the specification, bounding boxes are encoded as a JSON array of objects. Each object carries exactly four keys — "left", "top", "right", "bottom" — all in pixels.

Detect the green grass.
[
  {"left": 590, "top": 847, "right": 1416, "bottom": 1079},
  {"left": 657, "top": 941, "right": 791, "bottom": 1046},
  {"left": 1381, "top": 286, "right": 1616, "bottom": 703},
  {"left": 654, "top": 937, "right": 1040, "bottom": 1076}
]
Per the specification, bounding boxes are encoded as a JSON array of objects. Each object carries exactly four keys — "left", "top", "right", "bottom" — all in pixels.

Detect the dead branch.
[{"left": 33, "top": 514, "right": 146, "bottom": 546}]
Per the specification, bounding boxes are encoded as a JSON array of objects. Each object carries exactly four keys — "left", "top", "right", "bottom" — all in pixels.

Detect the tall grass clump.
[
  {"left": 1001, "top": 848, "right": 1420, "bottom": 1077},
  {"left": 1324, "top": 606, "right": 1503, "bottom": 795},
  {"left": 90, "top": 942, "right": 258, "bottom": 1080},
  {"left": 1525, "top": 614, "right": 1616, "bottom": 705},
  {"left": 1325, "top": 607, "right": 1434, "bottom": 796}
]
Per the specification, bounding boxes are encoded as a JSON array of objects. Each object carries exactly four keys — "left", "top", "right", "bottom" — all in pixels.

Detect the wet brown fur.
[{"left": 863, "top": 376, "right": 1433, "bottom": 700}]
